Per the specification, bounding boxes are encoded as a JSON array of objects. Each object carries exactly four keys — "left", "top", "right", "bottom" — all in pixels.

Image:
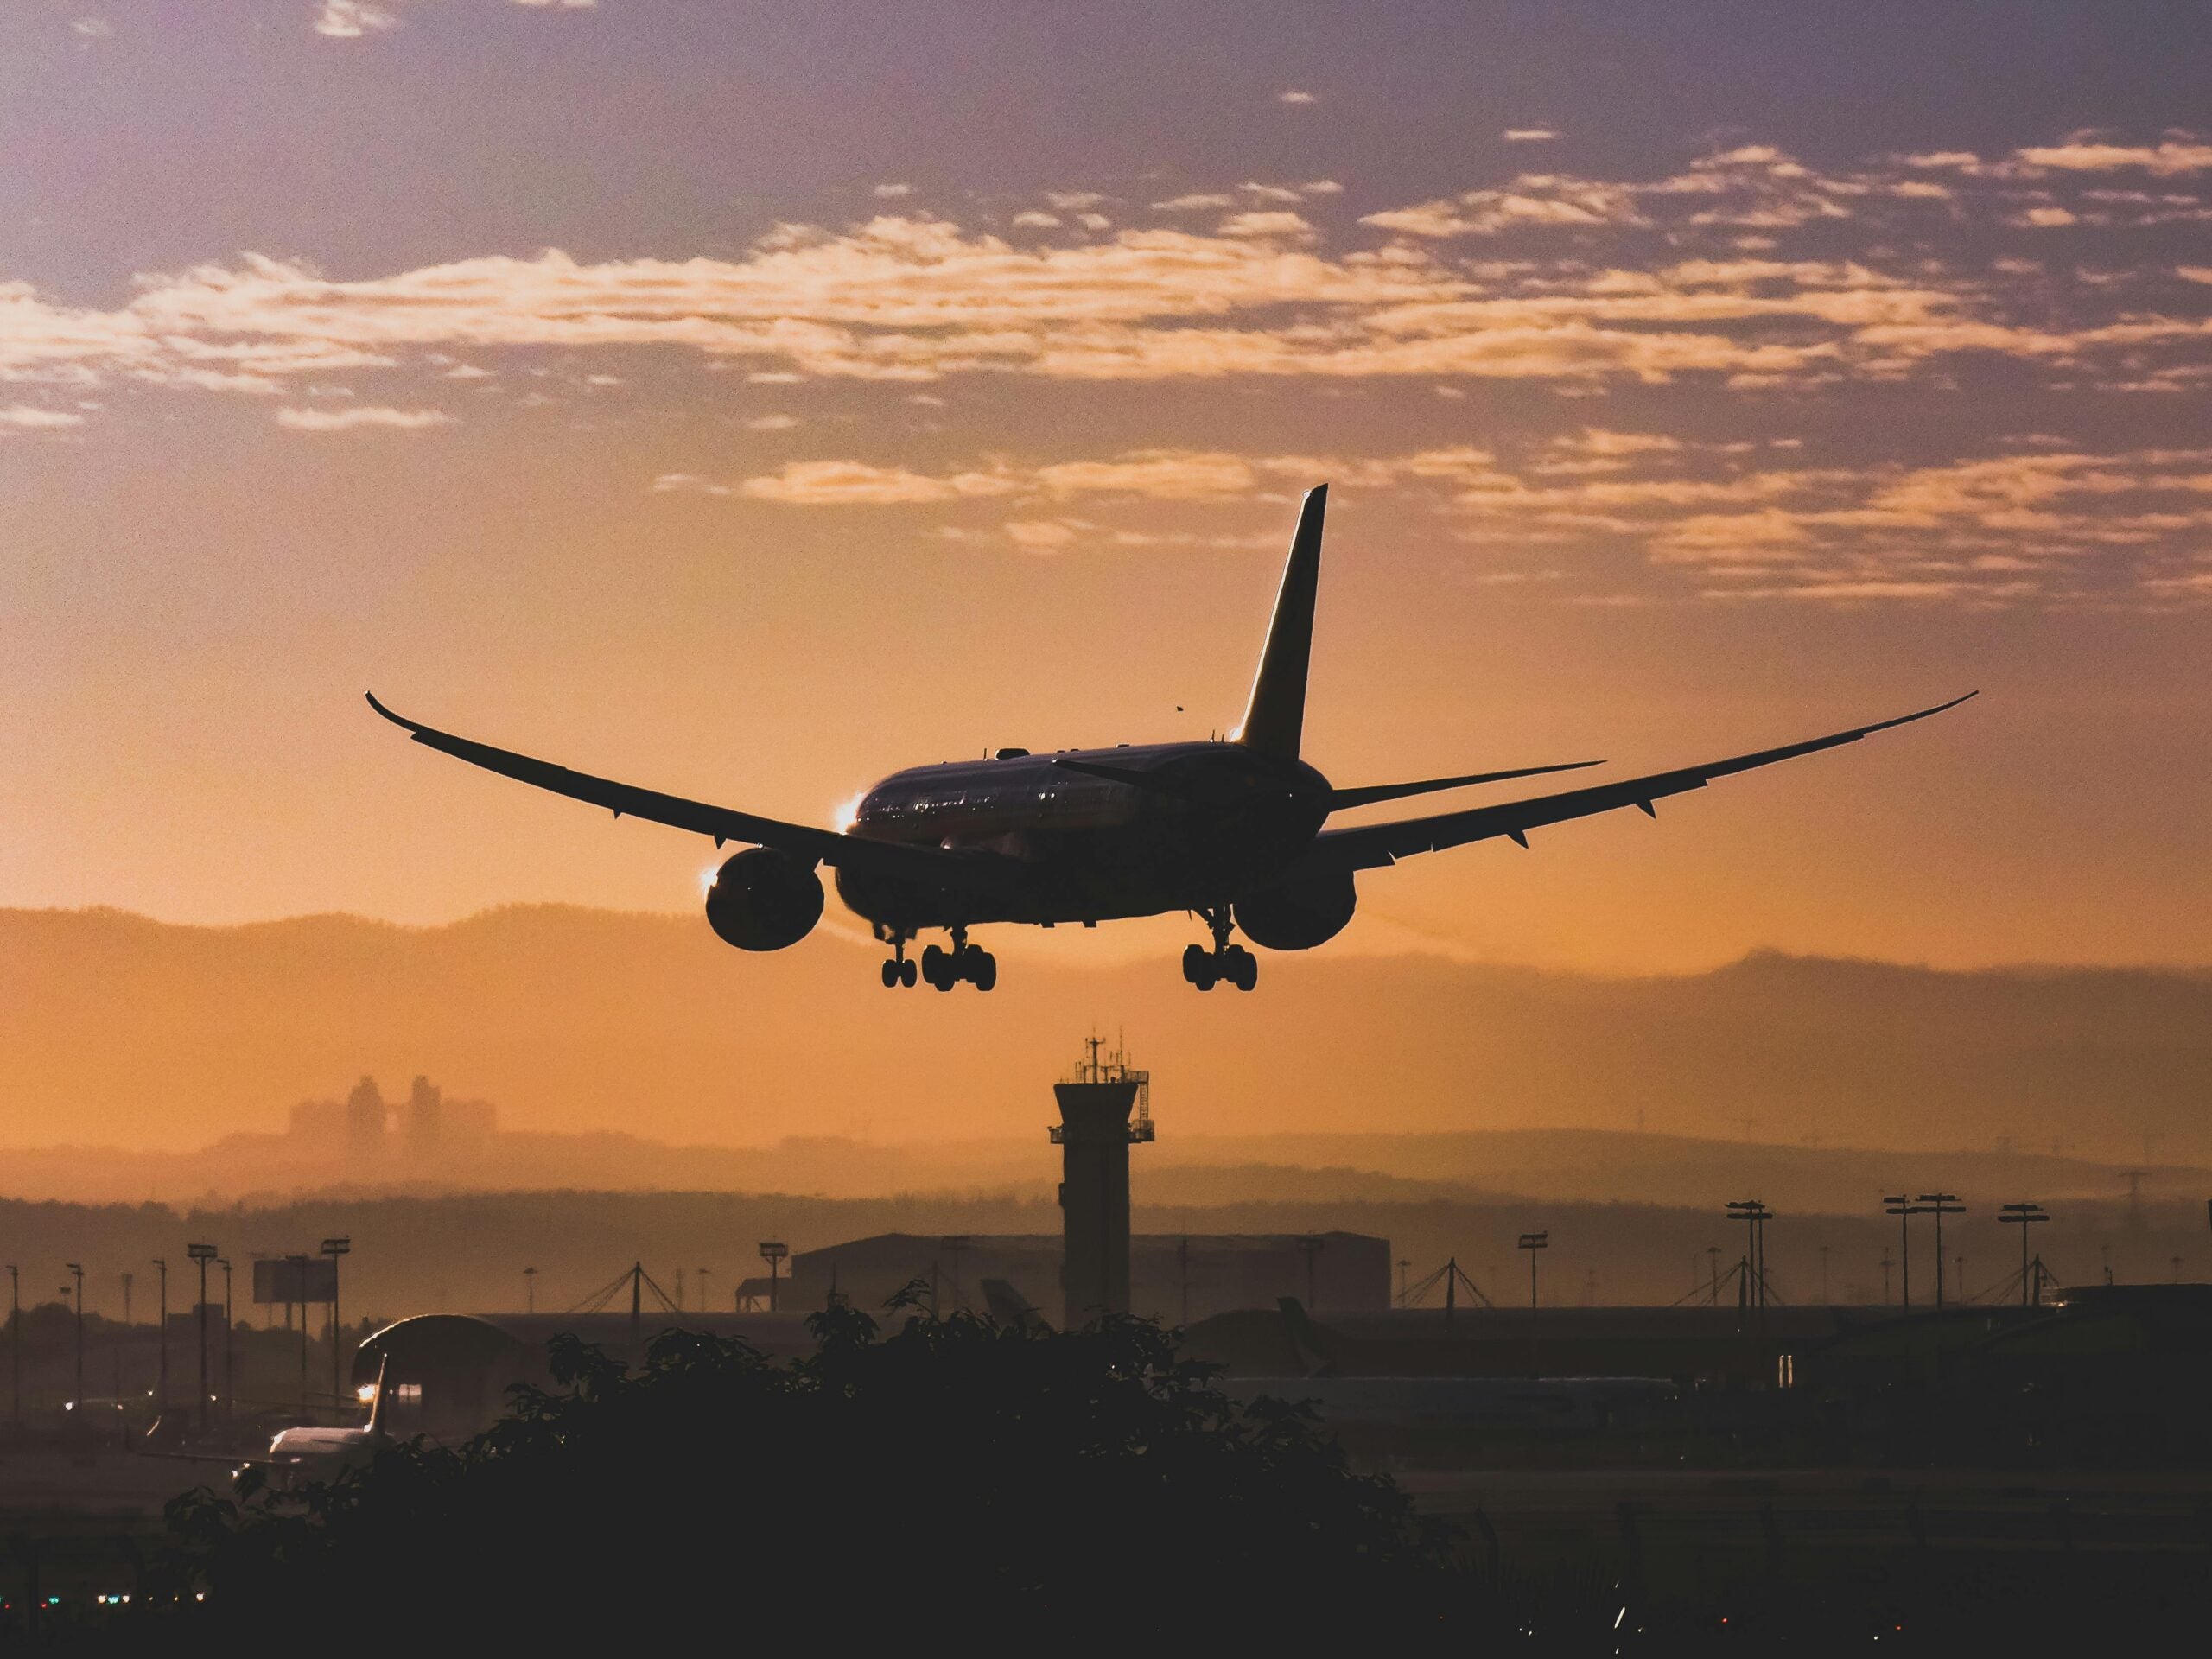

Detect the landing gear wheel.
[
  {"left": 900, "top": 957, "right": 918, "bottom": 988},
  {"left": 1181, "top": 944, "right": 1209, "bottom": 985},
  {"left": 1225, "top": 946, "right": 1257, "bottom": 991},
  {"left": 880, "top": 960, "right": 899, "bottom": 988},
  {"left": 970, "top": 950, "right": 997, "bottom": 992},
  {"left": 922, "top": 944, "right": 952, "bottom": 991},
  {"left": 1192, "top": 957, "right": 1218, "bottom": 991}
]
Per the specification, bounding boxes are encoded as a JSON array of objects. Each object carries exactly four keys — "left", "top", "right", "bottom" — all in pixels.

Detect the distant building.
[
  {"left": 286, "top": 1074, "right": 497, "bottom": 1163},
  {"left": 785, "top": 1232, "right": 1390, "bottom": 1325}
]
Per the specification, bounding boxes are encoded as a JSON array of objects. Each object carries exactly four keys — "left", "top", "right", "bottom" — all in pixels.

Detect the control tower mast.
[{"left": 1050, "top": 1036, "right": 1155, "bottom": 1328}]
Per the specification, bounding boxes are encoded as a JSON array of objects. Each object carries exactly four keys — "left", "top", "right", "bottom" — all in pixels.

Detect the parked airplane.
[{"left": 369, "top": 485, "right": 1971, "bottom": 993}]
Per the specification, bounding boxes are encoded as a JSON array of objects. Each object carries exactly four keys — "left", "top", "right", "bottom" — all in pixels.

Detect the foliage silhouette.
[{"left": 162, "top": 1301, "right": 1470, "bottom": 1645}]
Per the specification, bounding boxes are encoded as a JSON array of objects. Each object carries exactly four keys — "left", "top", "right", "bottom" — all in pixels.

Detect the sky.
[{"left": 3, "top": 0, "right": 2209, "bottom": 975}]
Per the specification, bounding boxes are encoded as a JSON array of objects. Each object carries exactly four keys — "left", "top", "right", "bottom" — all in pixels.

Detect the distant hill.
[{"left": 2, "top": 905, "right": 2208, "bottom": 1164}]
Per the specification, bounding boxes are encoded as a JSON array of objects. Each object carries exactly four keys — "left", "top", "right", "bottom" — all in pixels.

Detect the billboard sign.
[{"left": 252, "top": 1256, "right": 338, "bottom": 1306}]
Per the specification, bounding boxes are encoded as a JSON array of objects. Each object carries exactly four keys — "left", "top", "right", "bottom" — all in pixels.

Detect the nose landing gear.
[
  {"left": 879, "top": 934, "right": 918, "bottom": 988},
  {"left": 1181, "top": 908, "right": 1257, "bottom": 991}
]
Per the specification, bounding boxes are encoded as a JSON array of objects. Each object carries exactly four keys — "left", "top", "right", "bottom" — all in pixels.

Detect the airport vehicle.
[{"left": 370, "top": 486, "right": 1971, "bottom": 992}]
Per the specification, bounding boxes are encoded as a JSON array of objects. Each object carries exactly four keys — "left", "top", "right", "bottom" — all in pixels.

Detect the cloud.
[
  {"left": 1503, "top": 129, "right": 1558, "bottom": 143},
  {"left": 275, "top": 405, "right": 453, "bottom": 430},
  {"left": 313, "top": 2, "right": 397, "bottom": 39},
  {"left": 2016, "top": 137, "right": 2212, "bottom": 176},
  {"left": 1277, "top": 90, "right": 1317, "bottom": 105},
  {"left": 745, "top": 413, "right": 799, "bottom": 430},
  {"left": 71, "top": 18, "right": 112, "bottom": 39},
  {"left": 734, "top": 460, "right": 1020, "bottom": 505},
  {"left": 0, "top": 405, "right": 85, "bottom": 429},
  {"left": 6, "top": 131, "right": 2211, "bottom": 406},
  {"left": 872, "top": 183, "right": 914, "bottom": 200}
]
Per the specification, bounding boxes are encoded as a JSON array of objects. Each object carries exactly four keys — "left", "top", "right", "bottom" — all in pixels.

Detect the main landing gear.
[
  {"left": 1182, "top": 908, "right": 1256, "bottom": 992},
  {"left": 880, "top": 928, "right": 995, "bottom": 991}
]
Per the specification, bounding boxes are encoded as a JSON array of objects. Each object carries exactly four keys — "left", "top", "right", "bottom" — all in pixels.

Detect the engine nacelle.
[
  {"left": 704, "top": 849, "right": 824, "bottom": 951},
  {"left": 1234, "top": 872, "right": 1357, "bottom": 951}
]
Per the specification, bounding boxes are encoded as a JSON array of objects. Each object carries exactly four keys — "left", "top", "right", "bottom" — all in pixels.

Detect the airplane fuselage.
[{"left": 835, "top": 741, "right": 1332, "bottom": 931}]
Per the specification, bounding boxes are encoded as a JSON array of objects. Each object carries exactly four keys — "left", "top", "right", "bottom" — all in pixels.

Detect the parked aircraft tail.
[{"left": 1233, "top": 485, "right": 1327, "bottom": 758}]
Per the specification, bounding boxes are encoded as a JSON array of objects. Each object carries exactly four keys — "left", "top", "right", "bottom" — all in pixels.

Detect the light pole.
[
  {"left": 1706, "top": 1245, "right": 1721, "bottom": 1305},
  {"left": 216, "top": 1258, "right": 232, "bottom": 1416},
  {"left": 321, "top": 1238, "right": 351, "bottom": 1408},
  {"left": 1882, "top": 1196, "right": 1924, "bottom": 1308},
  {"left": 696, "top": 1268, "right": 711, "bottom": 1315},
  {"left": 1517, "top": 1232, "right": 1548, "bottom": 1376},
  {"left": 120, "top": 1273, "right": 133, "bottom": 1330},
  {"left": 6, "top": 1265, "right": 17, "bottom": 1427},
  {"left": 1998, "top": 1204, "right": 2050, "bottom": 1306},
  {"left": 524, "top": 1266, "right": 537, "bottom": 1313},
  {"left": 1726, "top": 1201, "right": 1772, "bottom": 1308},
  {"left": 758, "top": 1242, "right": 788, "bottom": 1313},
  {"left": 187, "top": 1243, "right": 217, "bottom": 1434},
  {"left": 152, "top": 1257, "right": 168, "bottom": 1410},
  {"left": 1917, "top": 1195, "right": 1963, "bottom": 1311},
  {"left": 63, "top": 1264, "right": 84, "bottom": 1414}
]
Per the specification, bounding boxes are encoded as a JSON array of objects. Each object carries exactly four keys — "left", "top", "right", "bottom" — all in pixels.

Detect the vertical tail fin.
[
  {"left": 365, "top": 1351, "right": 391, "bottom": 1434},
  {"left": 1233, "top": 484, "right": 1327, "bottom": 758}
]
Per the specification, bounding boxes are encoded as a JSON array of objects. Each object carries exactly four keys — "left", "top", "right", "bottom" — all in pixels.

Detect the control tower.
[{"left": 1050, "top": 1037, "right": 1155, "bottom": 1327}]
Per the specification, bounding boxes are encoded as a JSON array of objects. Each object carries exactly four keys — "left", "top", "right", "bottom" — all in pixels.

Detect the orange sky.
[{"left": 2, "top": 3, "right": 2209, "bottom": 976}]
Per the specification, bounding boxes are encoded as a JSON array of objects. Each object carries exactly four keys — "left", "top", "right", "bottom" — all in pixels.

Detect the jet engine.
[
  {"left": 704, "top": 848, "right": 824, "bottom": 950},
  {"left": 1234, "top": 872, "right": 1356, "bottom": 950}
]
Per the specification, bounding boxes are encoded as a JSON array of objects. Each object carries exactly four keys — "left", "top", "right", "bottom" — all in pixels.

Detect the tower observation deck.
[{"left": 1050, "top": 1037, "right": 1154, "bottom": 1327}]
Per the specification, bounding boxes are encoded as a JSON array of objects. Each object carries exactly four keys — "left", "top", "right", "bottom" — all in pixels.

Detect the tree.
[{"left": 163, "top": 1298, "right": 1469, "bottom": 1645}]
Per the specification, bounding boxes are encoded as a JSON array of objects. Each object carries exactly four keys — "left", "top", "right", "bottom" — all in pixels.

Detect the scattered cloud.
[
  {"left": 274, "top": 405, "right": 454, "bottom": 430},
  {"left": 745, "top": 413, "right": 800, "bottom": 430},
  {"left": 1503, "top": 128, "right": 1558, "bottom": 143},
  {"left": 1277, "top": 90, "right": 1317, "bottom": 105},
  {"left": 312, "top": 2, "right": 397, "bottom": 39},
  {"left": 872, "top": 183, "right": 914, "bottom": 200},
  {"left": 0, "top": 405, "right": 85, "bottom": 429},
  {"left": 71, "top": 18, "right": 112, "bottom": 39}
]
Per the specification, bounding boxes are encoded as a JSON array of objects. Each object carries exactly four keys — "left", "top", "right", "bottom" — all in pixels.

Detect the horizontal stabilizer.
[{"left": 1327, "top": 759, "right": 1604, "bottom": 813}]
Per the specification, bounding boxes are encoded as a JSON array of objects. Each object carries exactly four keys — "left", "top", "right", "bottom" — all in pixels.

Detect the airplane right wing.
[
  {"left": 1304, "top": 692, "right": 1975, "bottom": 872},
  {"left": 365, "top": 694, "right": 1017, "bottom": 894}
]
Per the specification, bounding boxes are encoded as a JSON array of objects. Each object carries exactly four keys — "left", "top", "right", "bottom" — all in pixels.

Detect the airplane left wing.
[
  {"left": 365, "top": 694, "right": 1015, "bottom": 893},
  {"left": 1303, "top": 692, "right": 1975, "bottom": 872}
]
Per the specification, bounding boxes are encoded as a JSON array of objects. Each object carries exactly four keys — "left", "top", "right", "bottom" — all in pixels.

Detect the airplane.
[
  {"left": 261, "top": 1357, "right": 393, "bottom": 1478},
  {"left": 368, "top": 484, "right": 1973, "bottom": 994}
]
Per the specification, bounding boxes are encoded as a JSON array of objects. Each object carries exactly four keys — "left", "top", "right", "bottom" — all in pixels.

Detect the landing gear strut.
[
  {"left": 917, "top": 927, "right": 996, "bottom": 992},
  {"left": 878, "top": 932, "right": 918, "bottom": 989},
  {"left": 1181, "top": 907, "right": 1256, "bottom": 992}
]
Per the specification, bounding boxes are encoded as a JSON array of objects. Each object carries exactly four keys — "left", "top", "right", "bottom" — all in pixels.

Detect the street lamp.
[
  {"left": 5, "top": 1265, "right": 17, "bottom": 1426},
  {"left": 1294, "top": 1236, "right": 1325, "bottom": 1310},
  {"left": 523, "top": 1266, "right": 537, "bottom": 1313},
  {"left": 186, "top": 1243, "right": 217, "bottom": 1434},
  {"left": 1726, "top": 1200, "right": 1773, "bottom": 1308},
  {"left": 321, "top": 1238, "right": 351, "bottom": 1407},
  {"left": 758, "top": 1243, "right": 789, "bottom": 1313}
]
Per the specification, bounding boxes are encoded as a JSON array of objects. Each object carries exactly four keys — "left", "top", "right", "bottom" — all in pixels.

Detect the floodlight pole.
[
  {"left": 187, "top": 1243, "right": 217, "bottom": 1434},
  {"left": 1999, "top": 1203, "right": 2050, "bottom": 1306},
  {"left": 152, "top": 1258, "right": 168, "bottom": 1410},
  {"left": 1295, "top": 1236, "right": 1325, "bottom": 1311},
  {"left": 1882, "top": 1197, "right": 1921, "bottom": 1308},
  {"left": 1517, "top": 1232, "right": 1548, "bottom": 1377},
  {"left": 758, "top": 1243, "right": 789, "bottom": 1313},
  {"left": 63, "top": 1264, "right": 84, "bottom": 1414},
  {"left": 1917, "top": 1196, "right": 1963, "bottom": 1311},
  {"left": 524, "top": 1266, "right": 537, "bottom": 1313},
  {"left": 320, "top": 1238, "right": 351, "bottom": 1408},
  {"left": 6, "top": 1266, "right": 16, "bottom": 1427},
  {"left": 217, "top": 1259, "right": 232, "bottom": 1417}
]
